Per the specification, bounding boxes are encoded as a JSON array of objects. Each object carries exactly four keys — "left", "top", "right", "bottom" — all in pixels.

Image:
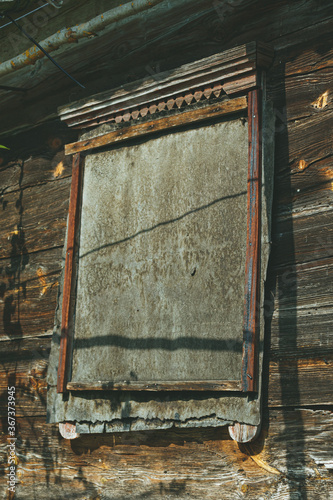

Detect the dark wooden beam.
[{"left": 241, "top": 88, "right": 262, "bottom": 392}]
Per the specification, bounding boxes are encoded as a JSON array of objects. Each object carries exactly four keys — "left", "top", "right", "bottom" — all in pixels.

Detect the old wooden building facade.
[{"left": 0, "top": 0, "right": 332, "bottom": 498}]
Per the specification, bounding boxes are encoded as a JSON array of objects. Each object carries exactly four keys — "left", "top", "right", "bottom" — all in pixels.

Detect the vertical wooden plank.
[
  {"left": 57, "top": 153, "right": 81, "bottom": 393},
  {"left": 242, "top": 89, "right": 262, "bottom": 392}
]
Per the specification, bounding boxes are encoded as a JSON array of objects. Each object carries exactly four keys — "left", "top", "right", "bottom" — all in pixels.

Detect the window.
[{"left": 47, "top": 42, "right": 274, "bottom": 441}]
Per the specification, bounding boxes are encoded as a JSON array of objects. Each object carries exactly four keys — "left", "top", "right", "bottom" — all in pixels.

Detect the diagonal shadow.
[
  {"left": 1, "top": 159, "right": 29, "bottom": 338},
  {"left": 79, "top": 190, "right": 247, "bottom": 259}
]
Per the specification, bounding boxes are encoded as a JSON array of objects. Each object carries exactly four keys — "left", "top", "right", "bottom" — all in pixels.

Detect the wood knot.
[
  {"left": 312, "top": 91, "right": 329, "bottom": 109},
  {"left": 298, "top": 159, "right": 308, "bottom": 171}
]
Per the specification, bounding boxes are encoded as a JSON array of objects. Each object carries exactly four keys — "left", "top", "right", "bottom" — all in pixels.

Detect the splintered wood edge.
[
  {"left": 64, "top": 96, "right": 247, "bottom": 155},
  {"left": 59, "top": 422, "right": 80, "bottom": 440},
  {"left": 66, "top": 380, "right": 243, "bottom": 391},
  {"left": 228, "top": 422, "right": 261, "bottom": 443}
]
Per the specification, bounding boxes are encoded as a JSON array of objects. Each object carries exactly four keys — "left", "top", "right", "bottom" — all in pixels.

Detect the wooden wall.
[{"left": 0, "top": 0, "right": 332, "bottom": 498}]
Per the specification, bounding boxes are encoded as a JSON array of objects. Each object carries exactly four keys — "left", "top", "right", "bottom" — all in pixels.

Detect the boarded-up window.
[
  {"left": 72, "top": 119, "right": 247, "bottom": 385},
  {"left": 47, "top": 42, "right": 274, "bottom": 437}
]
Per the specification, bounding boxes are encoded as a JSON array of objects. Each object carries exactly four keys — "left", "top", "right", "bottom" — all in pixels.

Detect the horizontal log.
[
  {"left": 274, "top": 158, "right": 333, "bottom": 212},
  {"left": 0, "top": 120, "right": 78, "bottom": 169},
  {"left": 268, "top": 357, "right": 333, "bottom": 406},
  {"left": 0, "top": 247, "right": 63, "bottom": 339},
  {"left": 0, "top": 335, "right": 51, "bottom": 372},
  {"left": 65, "top": 97, "right": 248, "bottom": 155},
  {"left": 267, "top": 36, "right": 333, "bottom": 80},
  {"left": 0, "top": 370, "right": 47, "bottom": 417},
  {"left": 274, "top": 107, "right": 333, "bottom": 172},
  {"left": 270, "top": 258, "right": 333, "bottom": 311},
  {"left": 0, "top": 151, "right": 72, "bottom": 195},
  {"left": 272, "top": 209, "right": 333, "bottom": 267},
  {"left": 266, "top": 259, "right": 333, "bottom": 358},
  {"left": 0, "top": 409, "right": 332, "bottom": 499},
  {"left": 1, "top": 354, "right": 331, "bottom": 417},
  {"left": 0, "top": 0, "right": 331, "bottom": 139},
  {"left": 268, "top": 66, "right": 333, "bottom": 124},
  {"left": 269, "top": 310, "right": 333, "bottom": 359},
  {"left": 249, "top": 408, "right": 333, "bottom": 475},
  {"left": 0, "top": 176, "right": 70, "bottom": 259}
]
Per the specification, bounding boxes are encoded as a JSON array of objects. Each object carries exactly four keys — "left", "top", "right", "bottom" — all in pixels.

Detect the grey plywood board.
[{"left": 71, "top": 118, "right": 248, "bottom": 384}]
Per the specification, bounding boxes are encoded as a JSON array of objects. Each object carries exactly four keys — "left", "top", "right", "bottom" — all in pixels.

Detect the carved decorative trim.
[
  {"left": 68, "top": 83, "right": 226, "bottom": 131},
  {"left": 58, "top": 41, "right": 273, "bottom": 131},
  {"left": 64, "top": 96, "right": 247, "bottom": 156}
]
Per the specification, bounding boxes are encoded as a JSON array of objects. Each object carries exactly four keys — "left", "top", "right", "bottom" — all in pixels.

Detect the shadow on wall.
[
  {"left": 262, "top": 40, "right": 329, "bottom": 497},
  {"left": 1, "top": 159, "right": 29, "bottom": 339}
]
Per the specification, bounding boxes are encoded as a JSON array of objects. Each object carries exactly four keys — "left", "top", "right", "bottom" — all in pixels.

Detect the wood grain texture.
[
  {"left": 276, "top": 181, "right": 333, "bottom": 221},
  {"left": 0, "top": 247, "right": 63, "bottom": 339},
  {"left": 268, "top": 358, "right": 333, "bottom": 407},
  {"left": 0, "top": 177, "right": 71, "bottom": 259},
  {"left": 269, "top": 311, "right": 333, "bottom": 360},
  {"left": 273, "top": 210, "right": 333, "bottom": 267},
  {"left": 0, "top": 410, "right": 332, "bottom": 499},
  {"left": 271, "top": 259, "right": 333, "bottom": 312},
  {"left": 275, "top": 110, "right": 333, "bottom": 176},
  {"left": 0, "top": 151, "right": 72, "bottom": 195},
  {"left": 0, "top": 335, "right": 51, "bottom": 370}
]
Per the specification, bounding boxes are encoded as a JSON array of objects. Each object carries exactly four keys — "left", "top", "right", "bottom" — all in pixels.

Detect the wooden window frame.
[{"left": 56, "top": 42, "right": 273, "bottom": 395}]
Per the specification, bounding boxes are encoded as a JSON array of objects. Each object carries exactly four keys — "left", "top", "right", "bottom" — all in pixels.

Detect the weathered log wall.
[{"left": 0, "top": 0, "right": 332, "bottom": 498}]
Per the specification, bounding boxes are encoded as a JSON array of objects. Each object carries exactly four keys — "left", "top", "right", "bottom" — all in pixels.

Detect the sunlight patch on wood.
[
  {"left": 53, "top": 161, "right": 65, "bottom": 178},
  {"left": 312, "top": 91, "right": 329, "bottom": 109}
]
